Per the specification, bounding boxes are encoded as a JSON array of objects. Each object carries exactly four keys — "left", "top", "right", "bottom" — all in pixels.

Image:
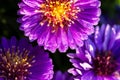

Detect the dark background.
[{"left": 0, "top": 0, "right": 120, "bottom": 72}]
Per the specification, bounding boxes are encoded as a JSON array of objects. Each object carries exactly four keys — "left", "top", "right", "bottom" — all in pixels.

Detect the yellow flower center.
[
  {"left": 50, "top": 1, "right": 71, "bottom": 27},
  {"left": 36, "top": 0, "right": 80, "bottom": 32}
]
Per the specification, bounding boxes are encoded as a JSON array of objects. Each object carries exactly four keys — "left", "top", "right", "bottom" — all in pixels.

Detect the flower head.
[
  {"left": 67, "top": 24, "right": 120, "bottom": 80},
  {"left": 52, "top": 71, "right": 73, "bottom": 80},
  {"left": 18, "top": 0, "right": 101, "bottom": 53},
  {"left": 0, "top": 37, "right": 53, "bottom": 80}
]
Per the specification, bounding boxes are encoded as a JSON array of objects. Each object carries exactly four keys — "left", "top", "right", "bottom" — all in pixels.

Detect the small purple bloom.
[
  {"left": 52, "top": 71, "right": 73, "bottom": 80},
  {"left": 0, "top": 37, "right": 54, "bottom": 80},
  {"left": 67, "top": 24, "right": 120, "bottom": 80},
  {"left": 18, "top": 0, "right": 101, "bottom": 53}
]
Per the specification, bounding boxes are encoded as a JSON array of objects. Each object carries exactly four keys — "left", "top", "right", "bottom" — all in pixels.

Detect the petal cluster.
[
  {"left": 0, "top": 37, "right": 54, "bottom": 80},
  {"left": 67, "top": 24, "right": 120, "bottom": 80},
  {"left": 18, "top": 0, "right": 101, "bottom": 53}
]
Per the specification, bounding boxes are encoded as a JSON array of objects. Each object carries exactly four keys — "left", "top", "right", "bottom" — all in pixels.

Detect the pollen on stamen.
[
  {"left": 36, "top": 0, "right": 80, "bottom": 32},
  {"left": 93, "top": 51, "right": 117, "bottom": 76},
  {"left": 0, "top": 46, "right": 35, "bottom": 80}
]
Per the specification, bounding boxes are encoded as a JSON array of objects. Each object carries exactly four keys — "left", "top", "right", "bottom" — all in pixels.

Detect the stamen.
[
  {"left": 36, "top": 0, "right": 80, "bottom": 32},
  {"left": 93, "top": 51, "right": 117, "bottom": 76},
  {"left": 0, "top": 46, "right": 35, "bottom": 80}
]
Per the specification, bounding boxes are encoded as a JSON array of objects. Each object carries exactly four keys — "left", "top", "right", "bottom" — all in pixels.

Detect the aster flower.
[
  {"left": 0, "top": 37, "right": 53, "bottom": 80},
  {"left": 67, "top": 24, "right": 120, "bottom": 80},
  {"left": 52, "top": 71, "right": 73, "bottom": 80},
  {"left": 18, "top": 0, "right": 101, "bottom": 53}
]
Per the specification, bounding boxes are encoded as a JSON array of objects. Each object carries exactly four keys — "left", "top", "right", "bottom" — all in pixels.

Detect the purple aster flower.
[
  {"left": 0, "top": 37, "right": 53, "bottom": 80},
  {"left": 67, "top": 24, "right": 120, "bottom": 80},
  {"left": 18, "top": 0, "right": 101, "bottom": 53},
  {"left": 52, "top": 71, "right": 73, "bottom": 80}
]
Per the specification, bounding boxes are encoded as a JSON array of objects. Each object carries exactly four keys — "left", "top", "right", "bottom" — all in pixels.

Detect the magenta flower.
[
  {"left": 18, "top": 0, "right": 101, "bottom": 53},
  {"left": 67, "top": 24, "right": 120, "bottom": 80},
  {"left": 0, "top": 37, "right": 54, "bottom": 80}
]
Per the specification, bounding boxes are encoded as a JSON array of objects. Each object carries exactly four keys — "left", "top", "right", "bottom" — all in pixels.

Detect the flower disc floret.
[{"left": 35, "top": 0, "right": 80, "bottom": 31}]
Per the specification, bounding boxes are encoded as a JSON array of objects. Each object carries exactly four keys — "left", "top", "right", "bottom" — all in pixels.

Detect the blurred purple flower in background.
[
  {"left": 18, "top": 0, "right": 101, "bottom": 53},
  {"left": 52, "top": 71, "right": 73, "bottom": 80},
  {"left": 0, "top": 37, "right": 53, "bottom": 80},
  {"left": 67, "top": 24, "right": 120, "bottom": 80}
]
